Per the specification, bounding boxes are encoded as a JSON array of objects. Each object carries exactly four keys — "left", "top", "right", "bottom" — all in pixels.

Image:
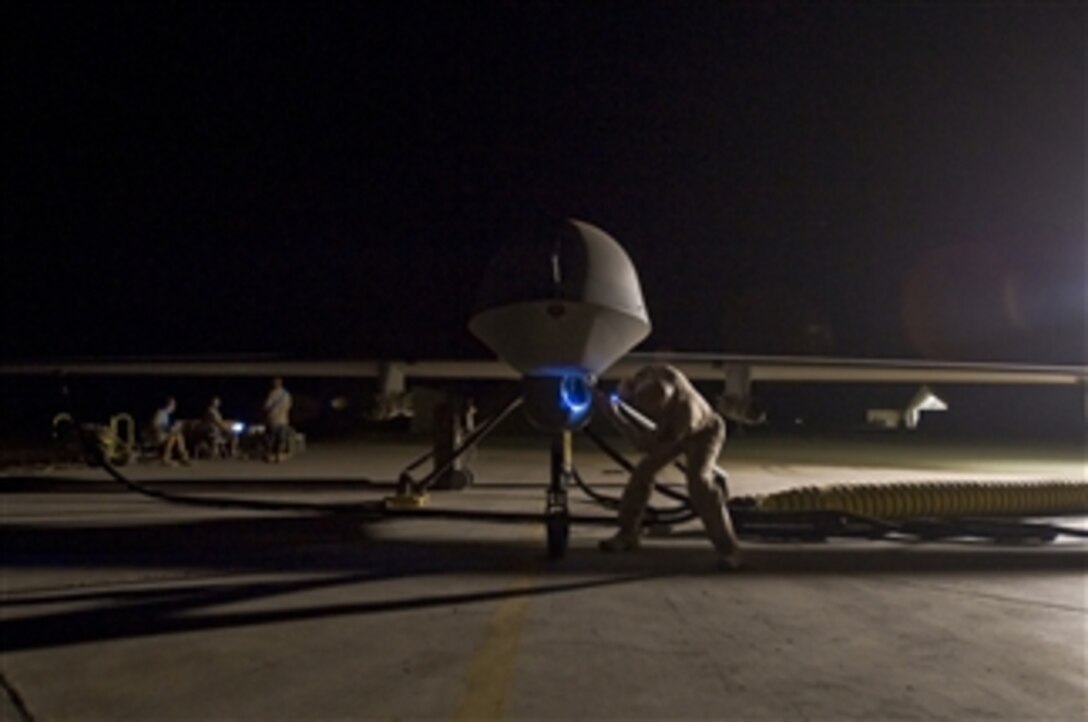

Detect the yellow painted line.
[{"left": 453, "top": 564, "right": 539, "bottom": 721}]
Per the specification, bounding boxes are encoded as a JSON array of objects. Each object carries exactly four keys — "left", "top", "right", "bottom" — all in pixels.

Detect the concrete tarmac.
[{"left": 2, "top": 435, "right": 1085, "bottom": 721}]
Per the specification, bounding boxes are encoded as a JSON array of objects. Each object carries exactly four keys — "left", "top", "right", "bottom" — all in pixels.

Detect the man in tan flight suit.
[
  {"left": 597, "top": 364, "right": 743, "bottom": 569},
  {"left": 263, "top": 377, "right": 293, "bottom": 463}
]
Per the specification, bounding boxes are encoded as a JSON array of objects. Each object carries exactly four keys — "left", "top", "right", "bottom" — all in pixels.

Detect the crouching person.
[{"left": 596, "top": 364, "right": 743, "bottom": 570}]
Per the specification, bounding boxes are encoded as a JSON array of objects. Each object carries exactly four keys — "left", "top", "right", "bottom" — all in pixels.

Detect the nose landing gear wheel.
[
  {"left": 546, "top": 513, "right": 570, "bottom": 559},
  {"left": 546, "top": 432, "right": 574, "bottom": 559}
]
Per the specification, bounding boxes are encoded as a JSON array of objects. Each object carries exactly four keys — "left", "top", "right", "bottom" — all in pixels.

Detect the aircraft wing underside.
[{"left": 1, "top": 353, "right": 1084, "bottom": 385}]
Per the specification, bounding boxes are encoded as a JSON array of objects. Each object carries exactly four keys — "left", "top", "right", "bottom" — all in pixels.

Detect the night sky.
[{"left": 4, "top": 1, "right": 1085, "bottom": 364}]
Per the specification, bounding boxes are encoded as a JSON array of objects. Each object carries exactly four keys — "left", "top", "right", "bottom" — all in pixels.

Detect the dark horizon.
[{"left": 4, "top": 2, "right": 1085, "bottom": 365}]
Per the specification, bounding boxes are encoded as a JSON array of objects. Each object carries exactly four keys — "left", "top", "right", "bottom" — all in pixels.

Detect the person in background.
[
  {"left": 204, "top": 396, "right": 239, "bottom": 458},
  {"left": 149, "top": 396, "right": 191, "bottom": 466},
  {"left": 263, "top": 378, "right": 293, "bottom": 462}
]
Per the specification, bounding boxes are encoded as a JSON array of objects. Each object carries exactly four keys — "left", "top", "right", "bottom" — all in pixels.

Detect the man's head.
[
  {"left": 164, "top": 397, "right": 176, "bottom": 412},
  {"left": 618, "top": 365, "right": 674, "bottom": 415},
  {"left": 210, "top": 396, "right": 221, "bottom": 409},
  {"left": 271, "top": 377, "right": 283, "bottom": 389}
]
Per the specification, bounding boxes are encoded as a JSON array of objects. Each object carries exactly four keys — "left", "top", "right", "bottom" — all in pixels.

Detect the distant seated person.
[
  {"left": 203, "top": 396, "right": 240, "bottom": 458},
  {"left": 149, "top": 396, "right": 191, "bottom": 466}
]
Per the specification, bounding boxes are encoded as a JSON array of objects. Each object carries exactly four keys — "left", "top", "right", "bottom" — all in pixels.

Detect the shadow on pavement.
[
  {"left": 3, "top": 467, "right": 1085, "bottom": 654},
  {"left": 3, "top": 507, "right": 1086, "bottom": 653}
]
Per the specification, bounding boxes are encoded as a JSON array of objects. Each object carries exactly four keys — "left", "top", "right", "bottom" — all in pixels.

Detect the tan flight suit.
[
  {"left": 613, "top": 364, "right": 739, "bottom": 555},
  {"left": 264, "top": 384, "right": 293, "bottom": 460}
]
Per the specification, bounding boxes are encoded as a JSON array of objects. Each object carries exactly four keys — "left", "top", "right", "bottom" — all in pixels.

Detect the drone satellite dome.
[
  {"left": 469, "top": 218, "right": 651, "bottom": 431},
  {"left": 469, "top": 218, "right": 651, "bottom": 377}
]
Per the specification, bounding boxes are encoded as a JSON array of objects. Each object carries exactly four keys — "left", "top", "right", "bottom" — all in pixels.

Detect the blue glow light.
[{"left": 559, "top": 375, "right": 592, "bottom": 423}]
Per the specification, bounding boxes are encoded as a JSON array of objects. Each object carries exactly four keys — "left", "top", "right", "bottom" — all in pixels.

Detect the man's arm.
[
  {"left": 593, "top": 390, "right": 646, "bottom": 447},
  {"left": 639, "top": 434, "right": 686, "bottom": 472},
  {"left": 645, "top": 399, "right": 693, "bottom": 458},
  {"left": 595, "top": 389, "right": 669, "bottom": 452},
  {"left": 209, "top": 408, "right": 230, "bottom": 432}
]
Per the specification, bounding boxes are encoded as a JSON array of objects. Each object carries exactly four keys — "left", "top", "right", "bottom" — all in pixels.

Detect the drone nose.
[{"left": 468, "top": 218, "right": 651, "bottom": 378}]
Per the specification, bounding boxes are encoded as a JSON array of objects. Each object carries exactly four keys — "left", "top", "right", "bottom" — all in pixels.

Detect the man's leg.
[
  {"left": 277, "top": 426, "right": 290, "bottom": 461},
  {"left": 161, "top": 436, "right": 177, "bottom": 465},
  {"left": 601, "top": 451, "right": 673, "bottom": 551},
  {"left": 269, "top": 425, "right": 286, "bottom": 462},
  {"left": 684, "top": 419, "right": 742, "bottom": 564},
  {"left": 264, "top": 429, "right": 276, "bottom": 461},
  {"left": 173, "top": 431, "right": 191, "bottom": 463}
]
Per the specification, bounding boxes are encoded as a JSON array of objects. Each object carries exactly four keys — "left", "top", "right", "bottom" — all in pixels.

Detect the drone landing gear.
[
  {"left": 546, "top": 432, "right": 573, "bottom": 559},
  {"left": 392, "top": 396, "right": 588, "bottom": 559}
]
